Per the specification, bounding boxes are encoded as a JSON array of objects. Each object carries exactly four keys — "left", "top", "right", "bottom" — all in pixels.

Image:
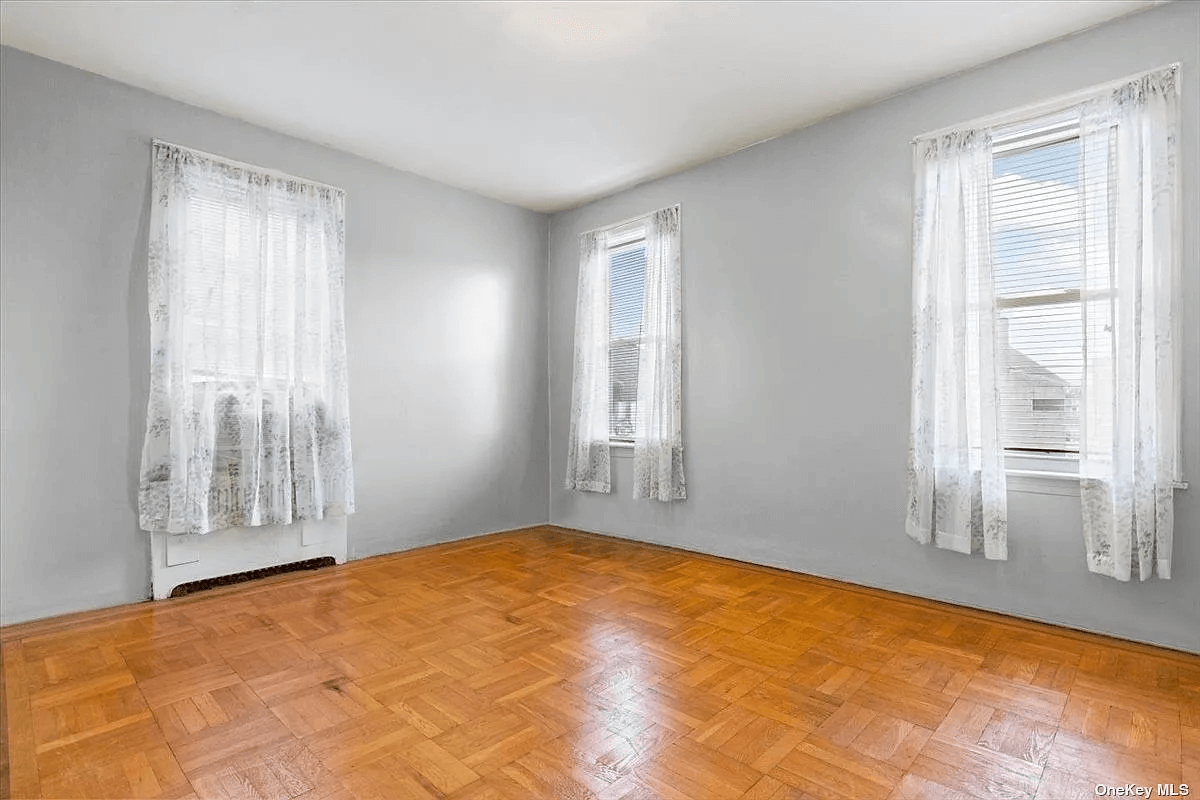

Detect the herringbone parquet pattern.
[{"left": 1, "top": 526, "right": 1196, "bottom": 800}]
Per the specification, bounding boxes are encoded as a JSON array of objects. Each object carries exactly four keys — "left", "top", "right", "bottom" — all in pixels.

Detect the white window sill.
[
  {"left": 610, "top": 440, "right": 634, "bottom": 457},
  {"left": 1005, "top": 452, "right": 1079, "bottom": 496},
  {"left": 1006, "top": 469, "right": 1081, "bottom": 496},
  {"left": 1004, "top": 453, "right": 1188, "bottom": 495}
]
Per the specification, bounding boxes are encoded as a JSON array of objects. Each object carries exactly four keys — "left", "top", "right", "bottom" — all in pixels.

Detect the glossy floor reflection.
[{"left": 1, "top": 526, "right": 1196, "bottom": 799}]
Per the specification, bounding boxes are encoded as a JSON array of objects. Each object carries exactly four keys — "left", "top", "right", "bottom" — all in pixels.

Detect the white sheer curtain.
[
  {"left": 139, "top": 141, "right": 355, "bottom": 534},
  {"left": 1078, "top": 67, "right": 1181, "bottom": 581},
  {"left": 634, "top": 205, "right": 686, "bottom": 501},
  {"left": 906, "top": 131, "right": 1008, "bottom": 560},
  {"left": 565, "top": 230, "right": 612, "bottom": 493}
]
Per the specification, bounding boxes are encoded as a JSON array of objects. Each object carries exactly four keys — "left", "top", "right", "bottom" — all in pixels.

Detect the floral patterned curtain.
[
  {"left": 633, "top": 206, "right": 686, "bottom": 501},
  {"left": 565, "top": 230, "right": 612, "bottom": 493},
  {"left": 1078, "top": 67, "right": 1181, "bottom": 580},
  {"left": 906, "top": 131, "right": 1008, "bottom": 560},
  {"left": 138, "top": 142, "right": 355, "bottom": 534}
]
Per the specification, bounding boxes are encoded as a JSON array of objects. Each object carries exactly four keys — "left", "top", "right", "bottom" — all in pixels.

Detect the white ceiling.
[{"left": 0, "top": 0, "right": 1162, "bottom": 212}]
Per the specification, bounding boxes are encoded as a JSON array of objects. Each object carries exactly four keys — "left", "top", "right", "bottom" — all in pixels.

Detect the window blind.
[
  {"left": 609, "top": 239, "right": 646, "bottom": 441},
  {"left": 182, "top": 191, "right": 328, "bottom": 384},
  {"left": 991, "top": 132, "right": 1087, "bottom": 453}
]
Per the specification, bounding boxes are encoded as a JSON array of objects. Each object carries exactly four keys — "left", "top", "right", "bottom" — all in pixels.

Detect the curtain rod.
[
  {"left": 912, "top": 62, "right": 1179, "bottom": 144},
  {"left": 151, "top": 138, "right": 345, "bottom": 195},
  {"left": 580, "top": 203, "right": 681, "bottom": 236}
]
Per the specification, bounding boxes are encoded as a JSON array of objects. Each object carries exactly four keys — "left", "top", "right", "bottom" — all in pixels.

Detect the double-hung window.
[
  {"left": 607, "top": 223, "right": 647, "bottom": 444},
  {"left": 139, "top": 142, "right": 355, "bottom": 535},
  {"left": 566, "top": 205, "right": 685, "bottom": 499},
  {"left": 990, "top": 116, "right": 1086, "bottom": 461},
  {"left": 182, "top": 196, "right": 311, "bottom": 386},
  {"left": 907, "top": 65, "right": 1181, "bottom": 578}
]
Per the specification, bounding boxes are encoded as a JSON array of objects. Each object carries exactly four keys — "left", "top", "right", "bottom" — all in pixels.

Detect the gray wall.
[
  {"left": 3, "top": 3, "right": 1197, "bottom": 648},
  {"left": 547, "top": 2, "right": 1200, "bottom": 652},
  {"left": 0, "top": 46, "right": 550, "bottom": 625}
]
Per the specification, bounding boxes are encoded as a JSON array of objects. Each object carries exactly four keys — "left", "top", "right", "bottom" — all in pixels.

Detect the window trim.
[
  {"left": 611, "top": 441, "right": 635, "bottom": 457},
  {"left": 992, "top": 116, "right": 1079, "bottom": 156},
  {"left": 1005, "top": 451, "right": 1080, "bottom": 496},
  {"left": 993, "top": 124, "right": 1086, "bottom": 464},
  {"left": 607, "top": 224, "right": 647, "bottom": 446},
  {"left": 607, "top": 222, "right": 645, "bottom": 249}
]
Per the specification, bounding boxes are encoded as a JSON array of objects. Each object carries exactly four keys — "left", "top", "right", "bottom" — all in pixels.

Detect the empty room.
[{"left": 0, "top": 1, "right": 1197, "bottom": 798}]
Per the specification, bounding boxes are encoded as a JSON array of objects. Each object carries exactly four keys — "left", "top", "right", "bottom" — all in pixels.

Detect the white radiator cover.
[{"left": 149, "top": 516, "right": 348, "bottom": 599}]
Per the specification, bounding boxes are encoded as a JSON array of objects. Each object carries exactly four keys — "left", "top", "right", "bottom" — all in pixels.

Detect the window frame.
[
  {"left": 990, "top": 119, "right": 1089, "bottom": 481},
  {"left": 178, "top": 196, "right": 302, "bottom": 471},
  {"left": 606, "top": 221, "right": 647, "bottom": 448},
  {"left": 913, "top": 65, "right": 1183, "bottom": 496},
  {"left": 180, "top": 196, "right": 318, "bottom": 386}
]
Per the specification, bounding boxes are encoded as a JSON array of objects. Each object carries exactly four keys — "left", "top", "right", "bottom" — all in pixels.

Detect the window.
[
  {"left": 139, "top": 141, "right": 355, "bottom": 535},
  {"left": 908, "top": 66, "right": 1180, "bottom": 575},
  {"left": 1030, "top": 397, "right": 1066, "bottom": 413},
  {"left": 607, "top": 223, "right": 646, "bottom": 443},
  {"left": 991, "top": 117, "right": 1086, "bottom": 456},
  {"left": 566, "top": 204, "right": 685, "bottom": 498},
  {"left": 181, "top": 193, "right": 334, "bottom": 387}
]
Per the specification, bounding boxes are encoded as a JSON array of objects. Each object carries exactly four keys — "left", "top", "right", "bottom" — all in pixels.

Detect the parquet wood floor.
[{"left": 2, "top": 525, "right": 1196, "bottom": 800}]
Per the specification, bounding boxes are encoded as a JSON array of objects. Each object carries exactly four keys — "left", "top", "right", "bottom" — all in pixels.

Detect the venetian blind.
[
  {"left": 182, "top": 189, "right": 329, "bottom": 384},
  {"left": 991, "top": 120, "right": 1089, "bottom": 453},
  {"left": 609, "top": 232, "right": 646, "bottom": 441}
]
